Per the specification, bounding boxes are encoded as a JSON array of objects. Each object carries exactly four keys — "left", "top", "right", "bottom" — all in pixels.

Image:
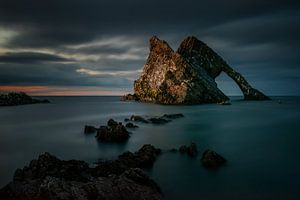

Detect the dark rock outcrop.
[
  {"left": 125, "top": 122, "right": 139, "bottom": 128},
  {"left": 130, "top": 115, "right": 149, "bottom": 123},
  {"left": 148, "top": 117, "right": 170, "bottom": 124},
  {"left": 93, "top": 144, "right": 161, "bottom": 177},
  {"left": 163, "top": 113, "right": 184, "bottom": 119},
  {"left": 201, "top": 149, "right": 226, "bottom": 168},
  {"left": 128, "top": 113, "right": 184, "bottom": 125},
  {"left": 121, "top": 93, "right": 139, "bottom": 101},
  {"left": 0, "top": 150, "right": 162, "bottom": 200},
  {"left": 179, "top": 143, "right": 198, "bottom": 157},
  {"left": 96, "top": 119, "right": 130, "bottom": 142},
  {"left": 217, "top": 101, "right": 231, "bottom": 105},
  {"left": 124, "top": 36, "right": 270, "bottom": 104},
  {"left": 0, "top": 92, "right": 49, "bottom": 106}
]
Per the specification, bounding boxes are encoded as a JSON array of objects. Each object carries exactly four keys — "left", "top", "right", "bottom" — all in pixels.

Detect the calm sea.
[{"left": 0, "top": 96, "right": 300, "bottom": 199}]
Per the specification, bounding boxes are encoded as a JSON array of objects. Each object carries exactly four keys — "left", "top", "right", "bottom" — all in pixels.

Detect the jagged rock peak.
[
  {"left": 177, "top": 36, "right": 206, "bottom": 54},
  {"left": 149, "top": 36, "right": 174, "bottom": 55},
  {"left": 124, "top": 36, "right": 270, "bottom": 104}
]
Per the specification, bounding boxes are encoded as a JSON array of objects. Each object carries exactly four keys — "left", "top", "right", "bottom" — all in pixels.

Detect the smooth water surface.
[{"left": 0, "top": 96, "right": 300, "bottom": 199}]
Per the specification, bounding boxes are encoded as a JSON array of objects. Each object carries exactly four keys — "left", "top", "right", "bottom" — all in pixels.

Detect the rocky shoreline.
[
  {"left": 0, "top": 112, "right": 226, "bottom": 199},
  {"left": 0, "top": 92, "right": 49, "bottom": 106},
  {"left": 0, "top": 145, "right": 163, "bottom": 200},
  {"left": 0, "top": 142, "right": 226, "bottom": 200}
]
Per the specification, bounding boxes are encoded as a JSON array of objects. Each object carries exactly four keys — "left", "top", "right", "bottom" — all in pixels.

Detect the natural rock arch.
[{"left": 124, "top": 36, "right": 270, "bottom": 104}]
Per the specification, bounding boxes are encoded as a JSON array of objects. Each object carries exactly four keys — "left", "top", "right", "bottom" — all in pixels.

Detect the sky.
[{"left": 0, "top": 0, "right": 299, "bottom": 96}]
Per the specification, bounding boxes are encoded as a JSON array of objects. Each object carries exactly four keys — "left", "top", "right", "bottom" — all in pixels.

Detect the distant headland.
[
  {"left": 0, "top": 92, "right": 49, "bottom": 106},
  {"left": 122, "top": 36, "right": 270, "bottom": 104}
]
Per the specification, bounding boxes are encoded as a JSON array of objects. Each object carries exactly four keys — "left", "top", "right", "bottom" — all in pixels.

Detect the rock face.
[
  {"left": 0, "top": 92, "right": 49, "bottom": 106},
  {"left": 96, "top": 119, "right": 130, "bottom": 142},
  {"left": 93, "top": 144, "right": 161, "bottom": 177},
  {"left": 126, "top": 36, "right": 270, "bottom": 104},
  {"left": 0, "top": 146, "right": 162, "bottom": 200},
  {"left": 201, "top": 149, "right": 226, "bottom": 168}
]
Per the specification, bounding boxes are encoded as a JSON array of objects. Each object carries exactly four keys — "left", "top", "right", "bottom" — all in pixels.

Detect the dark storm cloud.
[
  {"left": 1, "top": 0, "right": 299, "bottom": 48},
  {"left": 0, "top": 52, "right": 72, "bottom": 64},
  {"left": 0, "top": 0, "right": 299, "bottom": 94}
]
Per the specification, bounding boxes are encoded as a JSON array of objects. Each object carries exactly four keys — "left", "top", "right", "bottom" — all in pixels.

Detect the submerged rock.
[
  {"left": 96, "top": 119, "right": 130, "bottom": 142},
  {"left": 148, "top": 117, "right": 170, "bottom": 124},
  {"left": 130, "top": 115, "right": 149, "bottom": 123},
  {"left": 128, "top": 113, "right": 184, "bottom": 125},
  {"left": 217, "top": 101, "right": 231, "bottom": 105},
  {"left": 0, "top": 151, "right": 162, "bottom": 200},
  {"left": 0, "top": 92, "right": 50, "bottom": 106},
  {"left": 126, "top": 122, "right": 139, "bottom": 128},
  {"left": 179, "top": 143, "right": 198, "bottom": 157},
  {"left": 201, "top": 149, "right": 226, "bottom": 168},
  {"left": 125, "top": 36, "right": 270, "bottom": 104},
  {"left": 163, "top": 113, "right": 184, "bottom": 119}
]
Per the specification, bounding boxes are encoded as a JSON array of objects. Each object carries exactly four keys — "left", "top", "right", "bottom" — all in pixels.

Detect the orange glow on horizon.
[{"left": 0, "top": 86, "right": 129, "bottom": 96}]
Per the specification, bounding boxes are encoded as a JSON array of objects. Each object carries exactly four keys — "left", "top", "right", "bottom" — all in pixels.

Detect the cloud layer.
[{"left": 0, "top": 0, "right": 299, "bottom": 95}]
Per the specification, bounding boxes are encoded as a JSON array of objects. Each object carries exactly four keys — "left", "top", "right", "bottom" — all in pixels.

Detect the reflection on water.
[{"left": 0, "top": 96, "right": 300, "bottom": 199}]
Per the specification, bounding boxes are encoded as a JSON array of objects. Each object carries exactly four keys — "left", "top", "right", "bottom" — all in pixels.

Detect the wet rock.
[
  {"left": 91, "top": 144, "right": 161, "bottom": 177},
  {"left": 217, "top": 101, "right": 231, "bottom": 105},
  {"left": 201, "top": 149, "right": 226, "bottom": 168},
  {"left": 119, "top": 144, "right": 161, "bottom": 168},
  {"left": 107, "top": 118, "right": 118, "bottom": 127},
  {"left": 0, "top": 152, "right": 162, "bottom": 200},
  {"left": 126, "top": 122, "right": 139, "bottom": 128},
  {"left": 148, "top": 117, "right": 170, "bottom": 124},
  {"left": 96, "top": 119, "right": 129, "bottom": 142},
  {"left": 0, "top": 92, "right": 50, "bottom": 106},
  {"left": 130, "top": 115, "right": 149, "bottom": 123},
  {"left": 84, "top": 125, "right": 98, "bottom": 134},
  {"left": 162, "top": 113, "right": 184, "bottom": 119},
  {"left": 179, "top": 143, "right": 198, "bottom": 157},
  {"left": 124, "top": 118, "right": 130, "bottom": 122}
]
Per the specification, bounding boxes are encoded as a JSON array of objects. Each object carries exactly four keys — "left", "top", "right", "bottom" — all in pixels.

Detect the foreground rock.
[
  {"left": 96, "top": 119, "right": 130, "bottom": 142},
  {"left": 201, "top": 149, "right": 226, "bottom": 168},
  {"left": 123, "top": 36, "right": 270, "bottom": 104},
  {"left": 0, "top": 92, "right": 49, "bottom": 106},
  {"left": 0, "top": 146, "right": 162, "bottom": 200},
  {"left": 93, "top": 144, "right": 161, "bottom": 177},
  {"left": 179, "top": 143, "right": 198, "bottom": 157}
]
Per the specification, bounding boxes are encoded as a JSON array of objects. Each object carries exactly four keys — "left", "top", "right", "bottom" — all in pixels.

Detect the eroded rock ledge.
[
  {"left": 0, "top": 145, "right": 162, "bottom": 200},
  {"left": 123, "top": 36, "right": 270, "bottom": 104}
]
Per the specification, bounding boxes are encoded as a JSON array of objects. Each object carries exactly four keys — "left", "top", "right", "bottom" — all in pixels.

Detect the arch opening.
[{"left": 215, "top": 72, "right": 243, "bottom": 100}]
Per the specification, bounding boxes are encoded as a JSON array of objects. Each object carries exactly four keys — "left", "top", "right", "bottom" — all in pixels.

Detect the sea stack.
[{"left": 123, "top": 36, "right": 270, "bottom": 104}]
